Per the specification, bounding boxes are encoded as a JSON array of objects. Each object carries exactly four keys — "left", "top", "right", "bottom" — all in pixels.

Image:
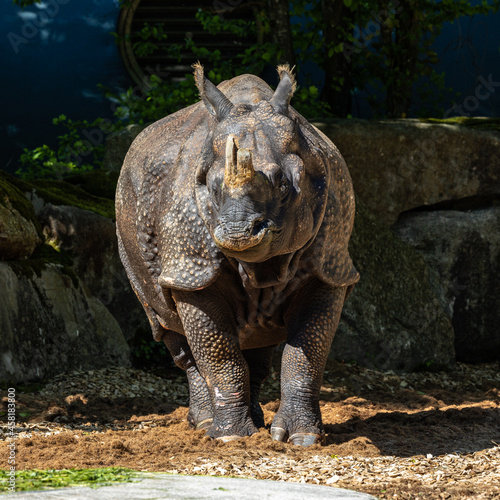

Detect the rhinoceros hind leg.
[
  {"left": 162, "top": 331, "right": 213, "bottom": 430},
  {"left": 242, "top": 345, "right": 275, "bottom": 428}
]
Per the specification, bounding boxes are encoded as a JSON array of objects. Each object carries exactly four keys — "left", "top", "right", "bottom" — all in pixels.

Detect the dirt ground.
[{"left": 1, "top": 360, "right": 499, "bottom": 499}]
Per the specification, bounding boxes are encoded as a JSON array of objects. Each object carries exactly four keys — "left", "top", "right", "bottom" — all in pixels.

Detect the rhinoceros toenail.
[
  {"left": 270, "top": 427, "right": 287, "bottom": 442},
  {"left": 289, "top": 433, "right": 322, "bottom": 446},
  {"left": 195, "top": 418, "right": 213, "bottom": 430}
]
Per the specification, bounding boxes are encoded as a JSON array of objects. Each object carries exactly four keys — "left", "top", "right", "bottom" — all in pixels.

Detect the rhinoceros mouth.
[{"left": 213, "top": 221, "right": 276, "bottom": 253}]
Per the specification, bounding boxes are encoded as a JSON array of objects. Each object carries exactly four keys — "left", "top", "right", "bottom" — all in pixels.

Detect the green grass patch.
[{"left": 0, "top": 468, "right": 139, "bottom": 493}]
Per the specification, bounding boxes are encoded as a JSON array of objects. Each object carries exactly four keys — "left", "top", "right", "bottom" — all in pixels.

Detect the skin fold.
[{"left": 116, "top": 63, "right": 359, "bottom": 445}]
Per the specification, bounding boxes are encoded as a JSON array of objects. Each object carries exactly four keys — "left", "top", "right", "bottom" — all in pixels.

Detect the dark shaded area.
[{"left": 400, "top": 194, "right": 500, "bottom": 214}]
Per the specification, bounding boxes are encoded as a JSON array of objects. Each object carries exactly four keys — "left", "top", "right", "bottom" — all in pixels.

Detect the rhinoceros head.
[{"left": 194, "top": 64, "right": 329, "bottom": 283}]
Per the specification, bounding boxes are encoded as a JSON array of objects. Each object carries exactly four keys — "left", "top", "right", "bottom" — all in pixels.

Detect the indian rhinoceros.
[{"left": 116, "top": 63, "right": 359, "bottom": 446}]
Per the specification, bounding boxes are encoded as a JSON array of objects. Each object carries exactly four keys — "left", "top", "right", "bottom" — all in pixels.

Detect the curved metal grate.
[{"left": 117, "top": 0, "right": 256, "bottom": 87}]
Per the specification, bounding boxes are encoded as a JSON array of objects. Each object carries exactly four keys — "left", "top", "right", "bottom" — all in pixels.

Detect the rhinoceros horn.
[
  {"left": 224, "top": 134, "right": 255, "bottom": 188},
  {"left": 270, "top": 64, "right": 297, "bottom": 116},
  {"left": 193, "top": 62, "right": 234, "bottom": 121}
]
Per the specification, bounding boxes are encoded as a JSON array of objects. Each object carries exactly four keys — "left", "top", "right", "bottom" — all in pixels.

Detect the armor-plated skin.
[{"left": 116, "top": 64, "right": 359, "bottom": 445}]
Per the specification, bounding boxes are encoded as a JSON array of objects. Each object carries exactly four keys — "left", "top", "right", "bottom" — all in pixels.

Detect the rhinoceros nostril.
[{"left": 251, "top": 219, "right": 268, "bottom": 236}]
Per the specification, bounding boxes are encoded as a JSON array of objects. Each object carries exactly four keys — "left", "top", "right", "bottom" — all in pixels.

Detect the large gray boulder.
[
  {"left": 38, "top": 203, "right": 149, "bottom": 344},
  {"left": 314, "top": 119, "right": 500, "bottom": 225},
  {"left": 393, "top": 207, "right": 500, "bottom": 362},
  {"left": 0, "top": 255, "right": 130, "bottom": 384},
  {"left": 5, "top": 173, "right": 150, "bottom": 346},
  {"left": 0, "top": 173, "right": 42, "bottom": 260},
  {"left": 332, "top": 199, "right": 455, "bottom": 371},
  {"left": 0, "top": 173, "right": 142, "bottom": 384}
]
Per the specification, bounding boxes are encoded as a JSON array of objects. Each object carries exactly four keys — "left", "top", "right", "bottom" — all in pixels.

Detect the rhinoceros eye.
[
  {"left": 210, "top": 180, "right": 222, "bottom": 210},
  {"left": 279, "top": 178, "right": 290, "bottom": 199}
]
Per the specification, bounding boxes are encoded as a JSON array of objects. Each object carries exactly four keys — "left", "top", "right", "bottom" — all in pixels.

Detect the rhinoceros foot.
[
  {"left": 270, "top": 412, "right": 324, "bottom": 446},
  {"left": 206, "top": 412, "right": 258, "bottom": 441}
]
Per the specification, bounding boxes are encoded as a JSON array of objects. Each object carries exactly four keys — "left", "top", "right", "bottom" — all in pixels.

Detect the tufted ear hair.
[
  {"left": 270, "top": 64, "right": 297, "bottom": 116},
  {"left": 193, "top": 62, "right": 234, "bottom": 121}
]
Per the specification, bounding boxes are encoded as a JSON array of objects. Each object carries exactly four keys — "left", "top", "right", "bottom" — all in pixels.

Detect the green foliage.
[
  {"left": 266, "top": 0, "right": 500, "bottom": 117},
  {"left": 15, "top": 0, "right": 500, "bottom": 179},
  {"left": 18, "top": 145, "right": 74, "bottom": 180},
  {"left": 108, "top": 7, "right": 334, "bottom": 121},
  {"left": 348, "top": 0, "right": 500, "bottom": 117},
  {"left": 293, "top": 85, "right": 333, "bottom": 118},
  {"left": 0, "top": 468, "right": 138, "bottom": 492},
  {"left": 106, "top": 74, "right": 198, "bottom": 125},
  {"left": 16, "top": 115, "right": 118, "bottom": 180},
  {"left": 132, "top": 22, "right": 167, "bottom": 58},
  {"left": 196, "top": 9, "right": 254, "bottom": 37}
]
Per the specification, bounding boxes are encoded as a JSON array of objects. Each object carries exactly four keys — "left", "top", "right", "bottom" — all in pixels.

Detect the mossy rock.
[
  {"left": 4, "top": 173, "right": 115, "bottom": 220},
  {"left": 0, "top": 172, "right": 42, "bottom": 230},
  {"left": 421, "top": 117, "right": 500, "bottom": 133},
  {"left": 394, "top": 208, "right": 500, "bottom": 363},
  {"left": 0, "top": 254, "right": 130, "bottom": 384},
  {"left": 0, "top": 171, "right": 43, "bottom": 260},
  {"left": 315, "top": 119, "right": 500, "bottom": 225},
  {"left": 9, "top": 243, "right": 79, "bottom": 288}
]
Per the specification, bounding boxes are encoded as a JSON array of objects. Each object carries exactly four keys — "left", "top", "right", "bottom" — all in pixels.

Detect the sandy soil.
[{"left": 1, "top": 360, "right": 499, "bottom": 499}]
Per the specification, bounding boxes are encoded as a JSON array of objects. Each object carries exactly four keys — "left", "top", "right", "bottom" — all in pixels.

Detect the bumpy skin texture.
[{"left": 116, "top": 65, "right": 359, "bottom": 445}]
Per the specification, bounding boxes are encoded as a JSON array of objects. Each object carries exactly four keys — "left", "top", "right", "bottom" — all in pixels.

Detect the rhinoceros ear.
[
  {"left": 193, "top": 62, "right": 234, "bottom": 121},
  {"left": 270, "top": 64, "right": 297, "bottom": 116}
]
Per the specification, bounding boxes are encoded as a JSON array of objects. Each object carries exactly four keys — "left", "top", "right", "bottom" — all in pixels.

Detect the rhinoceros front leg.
[
  {"left": 185, "top": 365, "right": 213, "bottom": 430},
  {"left": 271, "top": 281, "right": 347, "bottom": 446},
  {"left": 173, "top": 288, "right": 257, "bottom": 441}
]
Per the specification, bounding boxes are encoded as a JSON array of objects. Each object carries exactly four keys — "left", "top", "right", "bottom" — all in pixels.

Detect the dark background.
[{"left": 1, "top": 0, "right": 499, "bottom": 175}]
